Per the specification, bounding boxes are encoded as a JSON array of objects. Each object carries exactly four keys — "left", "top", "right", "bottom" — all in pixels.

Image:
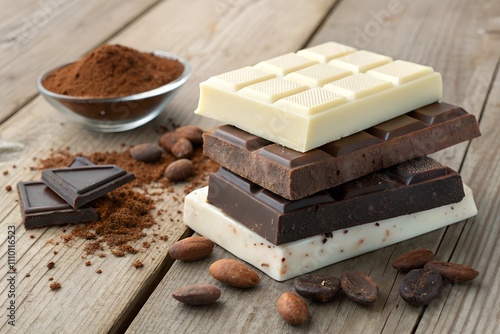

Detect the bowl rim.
[{"left": 36, "top": 50, "right": 192, "bottom": 103}]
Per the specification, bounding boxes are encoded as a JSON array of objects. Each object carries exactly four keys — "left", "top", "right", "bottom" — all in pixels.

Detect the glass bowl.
[{"left": 37, "top": 50, "right": 192, "bottom": 132}]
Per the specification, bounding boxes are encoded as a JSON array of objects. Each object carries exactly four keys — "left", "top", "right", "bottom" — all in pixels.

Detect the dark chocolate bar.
[
  {"left": 17, "top": 181, "right": 99, "bottom": 229},
  {"left": 42, "top": 164, "right": 135, "bottom": 208},
  {"left": 207, "top": 156, "right": 465, "bottom": 245},
  {"left": 203, "top": 102, "right": 480, "bottom": 200}
]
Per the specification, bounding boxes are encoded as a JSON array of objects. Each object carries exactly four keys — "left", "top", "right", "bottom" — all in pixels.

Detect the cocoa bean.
[
  {"left": 392, "top": 249, "right": 435, "bottom": 272},
  {"left": 399, "top": 268, "right": 443, "bottom": 306},
  {"left": 424, "top": 261, "right": 479, "bottom": 283},
  {"left": 130, "top": 143, "right": 163, "bottom": 163},
  {"left": 171, "top": 137, "right": 193, "bottom": 159},
  {"left": 276, "top": 292, "right": 309, "bottom": 326},
  {"left": 209, "top": 259, "right": 259, "bottom": 288},
  {"left": 175, "top": 125, "right": 204, "bottom": 145},
  {"left": 172, "top": 284, "right": 221, "bottom": 305},
  {"left": 159, "top": 132, "right": 182, "bottom": 152},
  {"left": 294, "top": 274, "right": 340, "bottom": 303},
  {"left": 164, "top": 159, "right": 193, "bottom": 181},
  {"left": 168, "top": 236, "right": 214, "bottom": 261},
  {"left": 340, "top": 271, "right": 379, "bottom": 306}
]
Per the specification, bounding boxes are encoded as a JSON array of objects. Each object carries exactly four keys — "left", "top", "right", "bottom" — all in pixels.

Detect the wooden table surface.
[{"left": 1, "top": 1, "right": 499, "bottom": 333}]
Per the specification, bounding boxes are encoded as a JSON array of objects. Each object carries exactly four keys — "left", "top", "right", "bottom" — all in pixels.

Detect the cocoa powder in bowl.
[{"left": 41, "top": 44, "right": 186, "bottom": 122}]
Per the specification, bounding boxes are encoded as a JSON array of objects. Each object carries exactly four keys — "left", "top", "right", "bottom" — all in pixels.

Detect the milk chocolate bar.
[
  {"left": 17, "top": 181, "right": 99, "bottom": 229},
  {"left": 207, "top": 157, "right": 464, "bottom": 245},
  {"left": 203, "top": 102, "right": 480, "bottom": 200},
  {"left": 42, "top": 164, "right": 135, "bottom": 208},
  {"left": 184, "top": 185, "right": 477, "bottom": 281},
  {"left": 195, "top": 41, "right": 442, "bottom": 152}
]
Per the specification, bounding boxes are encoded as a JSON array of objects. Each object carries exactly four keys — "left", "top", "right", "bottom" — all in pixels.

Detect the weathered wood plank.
[
  {"left": 126, "top": 0, "right": 500, "bottom": 333},
  {"left": 0, "top": 0, "right": 160, "bottom": 123},
  {"left": 0, "top": 0, "right": 338, "bottom": 333},
  {"left": 415, "top": 62, "right": 500, "bottom": 334}
]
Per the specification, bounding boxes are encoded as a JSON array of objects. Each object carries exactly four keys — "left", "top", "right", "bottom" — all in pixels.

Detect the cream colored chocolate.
[
  {"left": 195, "top": 42, "right": 442, "bottom": 152},
  {"left": 183, "top": 185, "right": 477, "bottom": 281}
]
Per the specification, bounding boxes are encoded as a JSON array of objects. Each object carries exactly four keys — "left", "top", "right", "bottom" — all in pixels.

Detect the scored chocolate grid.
[
  {"left": 208, "top": 49, "right": 434, "bottom": 110},
  {"left": 284, "top": 63, "right": 351, "bottom": 87},
  {"left": 368, "top": 60, "right": 433, "bottom": 85},
  {"left": 210, "top": 66, "right": 276, "bottom": 91},
  {"left": 199, "top": 42, "right": 445, "bottom": 153},
  {"left": 214, "top": 106, "right": 457, "bottom": 169}
]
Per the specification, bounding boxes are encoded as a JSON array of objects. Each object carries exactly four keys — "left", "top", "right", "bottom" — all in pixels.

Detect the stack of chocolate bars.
[
  {"left": 183, "top": 42, "right": 481, "bottom": 281},
  {"left": 17, "top": 157, "right": 135, "bottom": 229}
]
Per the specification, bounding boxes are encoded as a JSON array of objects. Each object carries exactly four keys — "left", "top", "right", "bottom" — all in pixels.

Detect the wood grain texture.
[
  {"left": 0, "top": 0, "right": 160, "bottom": 123},
  {"left": 126, "top": 0, "right": 500, "bottom": 333},
  {"left": 415, "top": 62, "right": 500, "bottom": 334}
]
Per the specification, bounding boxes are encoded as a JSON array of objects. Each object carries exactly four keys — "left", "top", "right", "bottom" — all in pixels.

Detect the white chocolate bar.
[
  {"left": 183, "top": 185, "right": 477, "bottom": 281},
  {"left": 195, "top": 42, "right": 442, "bottom": 152}
]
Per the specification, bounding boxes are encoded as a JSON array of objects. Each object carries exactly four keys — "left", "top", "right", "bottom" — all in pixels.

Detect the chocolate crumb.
[
  {"left": 30, "top": 235, "right": 35, "bottom": 239},
  {"left": 85, "top": 261, "right": 91, "bottom": 266},
  {"left": 25, "top": 273, "right": 31, "bottom": 277},
  {"left": 121, "top": 244, "right": 138, "bottom": 254},
  {"left": 112, "top": 250, "right": 125, "bottom": 257},
  {"left": 47, "top": 262, "right": 55, "bottom": 269},
  {"left": 53, "top": 250, "right": 58, "bottom": 255},
  {"left": 49, "top": 282, "right": 61, "bottom": 290},
  {"left": 5, "top": 185, "right": 12, "bottom": 191},
  {"left": 3, "top": 170, "right": 8, "bottom": 175},
  {"left": 48, "top": 277, "right": 54, "bottom": 281},
  {"left": 96, "top": 269, "right": 103, "bottom": 274},
  {"left": 132, "top": 260, "right": 144, "bottom": 268}
]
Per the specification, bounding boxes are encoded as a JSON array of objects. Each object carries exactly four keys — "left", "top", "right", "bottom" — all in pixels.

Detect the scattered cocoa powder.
[
  {"left": 42, "top": 44, "right": 184, "bottom": 98},
  {"left": 37, "top": 145, "right": 218, "bottom": 256}
]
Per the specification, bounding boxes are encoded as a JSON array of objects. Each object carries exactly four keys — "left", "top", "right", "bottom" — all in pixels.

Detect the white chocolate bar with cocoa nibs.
[
  {"left": 195, "top": 41, "right": 442, "bottom": 152},
  {"left": 183, "top": 185, "right": 477, "bottom": 281}
]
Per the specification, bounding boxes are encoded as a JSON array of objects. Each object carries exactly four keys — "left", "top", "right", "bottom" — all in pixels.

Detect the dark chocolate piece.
[
  {"left": 17, "top": 181, "right": 99, "bottom": 229},
  {"left": 203, "top": 102, "right": 480, "bottom": 200},
  {"left": 68, "top": 157, "right": 95, "bottom": 167},
  {"left": 41, "top": 165, "right": 135, "bottom": 208},
  {"left": 207, "top": 156, "right": 465, "bottom": 245}
]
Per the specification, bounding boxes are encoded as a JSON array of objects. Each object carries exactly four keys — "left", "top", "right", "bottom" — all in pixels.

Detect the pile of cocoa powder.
[
  {"left": 42, "top": 44, "right": 184, "bottom": 98},
  {"left": 38, "top": 143, "right": 219, "bottom": 256}
]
